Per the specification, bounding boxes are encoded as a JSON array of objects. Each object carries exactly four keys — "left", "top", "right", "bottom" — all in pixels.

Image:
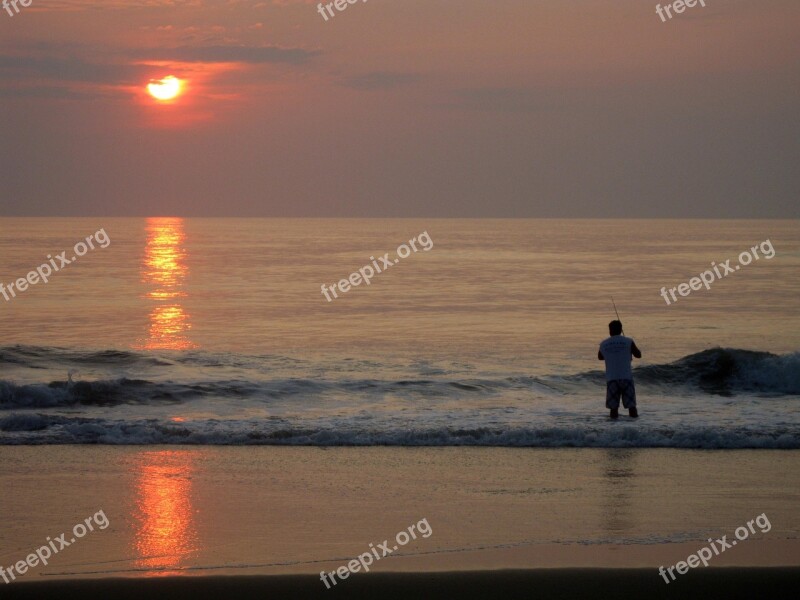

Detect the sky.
[{"left": 0, "top": 0, "right": 798, "bottom": 217}]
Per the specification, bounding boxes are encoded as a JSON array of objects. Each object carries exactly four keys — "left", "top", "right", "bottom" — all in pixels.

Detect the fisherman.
[{"left": 598, "top": 320, "right": 641, "bottom": 419}]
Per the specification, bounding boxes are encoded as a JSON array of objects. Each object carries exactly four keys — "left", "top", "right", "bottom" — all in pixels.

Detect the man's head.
[{"left": 609, "top": 320, "right": 623, "bottom": 336}]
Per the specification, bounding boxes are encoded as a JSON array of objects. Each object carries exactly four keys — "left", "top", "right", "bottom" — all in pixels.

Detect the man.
[{"left": 598, "top": 320, "right": 642, "bottom": 419}]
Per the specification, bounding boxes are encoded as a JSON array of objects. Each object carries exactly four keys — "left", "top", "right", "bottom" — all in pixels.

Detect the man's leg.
[
  {"left": 606, "top": 380, "right": 620, "bottom": 419},
  {"left": 621, "top": 379, "right": 638, "bottom": 417}
]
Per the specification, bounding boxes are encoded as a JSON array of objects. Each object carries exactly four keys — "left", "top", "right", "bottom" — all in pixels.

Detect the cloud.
[
  {"left": 340, "top": 72, "right": 421, "bottom": 91},
  {"left": 146, "top": 45, "right": 319, "bottom": 64},
  {"left": 0, "top": 40, "right": 319, "bottom": 106},
  {"left": 30, "top": 0, "right": 202, "bottom": 10},
  {"left": 0, "top": 85, "right": 96, "bottom": 99},
  {"left": 0, "top": 41, "right": 318, "bottom": 88},
  {"left": 32, "top": 0, "right": 309, "bottom": 10},
  {"left": 0, "top": 54, "right": 147, "bottom": 85}
]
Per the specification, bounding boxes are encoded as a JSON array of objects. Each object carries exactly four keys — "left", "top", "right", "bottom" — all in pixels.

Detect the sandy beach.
[{"left": 1, "top": 446, "right": 798, "bottom": 594}]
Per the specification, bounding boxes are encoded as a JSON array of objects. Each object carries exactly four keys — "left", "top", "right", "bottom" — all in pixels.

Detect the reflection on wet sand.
[
  {"left": 601, "top": 448, "right": 637, "bottom": 535},
  {"left": 133, "top": 450, "right": 199, "bottom": 575}
]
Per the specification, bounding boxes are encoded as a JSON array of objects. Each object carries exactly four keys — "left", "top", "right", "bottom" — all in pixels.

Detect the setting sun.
[{"left": 147, "top": 75, "right": 183, "bottom": 101}]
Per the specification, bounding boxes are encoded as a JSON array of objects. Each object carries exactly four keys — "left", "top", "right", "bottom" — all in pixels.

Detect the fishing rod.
[{"left": 611, "top": 296, "right": 624, "bottom": 335}]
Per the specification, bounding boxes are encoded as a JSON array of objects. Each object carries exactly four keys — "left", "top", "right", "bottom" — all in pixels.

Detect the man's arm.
[
  {"left": 631, "top": 341, "right": 642, "bottom": 359},
  {"left": 598, "top": 349, "right": 604, "bottom": 360}
]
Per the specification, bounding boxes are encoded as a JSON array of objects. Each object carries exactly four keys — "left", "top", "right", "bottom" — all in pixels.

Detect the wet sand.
[{"left": 1, "top": 447, "right": 798, "bottom": 583}]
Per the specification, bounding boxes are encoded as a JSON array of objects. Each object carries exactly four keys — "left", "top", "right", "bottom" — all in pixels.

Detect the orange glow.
[
  {"left": 134, "top": 61, "right": 244, "bottom": 128},
  {"left": 143, "top": 218, "right": 188, "bottom": 293},
  {"left": 147, "top": 75, "right": 183, "bottom": 101},
  {"left": 133, "top": 451, "right": 198, "bottom": 575},
  {"left": 139, "top": 217, "right": 196, "bottom": 350},
  {"left": 145, "top": 305, "right": 195, "bottom": 351}
]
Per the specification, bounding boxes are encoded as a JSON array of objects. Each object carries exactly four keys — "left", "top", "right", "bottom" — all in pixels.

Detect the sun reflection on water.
[{"left": 139, "top": 217, "right": 196, "bottom": 350}]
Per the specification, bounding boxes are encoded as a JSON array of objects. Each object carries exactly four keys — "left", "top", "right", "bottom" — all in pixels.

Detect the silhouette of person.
[{"left": 598, "top": 320, "right": 642, "bottom": 419}]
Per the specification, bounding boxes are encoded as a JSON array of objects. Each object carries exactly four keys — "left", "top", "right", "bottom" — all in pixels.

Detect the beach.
[{"left": 1, "top": 446, "right": 798, "bottom": 598}]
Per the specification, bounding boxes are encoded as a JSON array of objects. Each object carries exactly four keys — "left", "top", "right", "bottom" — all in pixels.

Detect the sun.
[{"left": 147, "top": 76, "right": 183, "bottom": 101}]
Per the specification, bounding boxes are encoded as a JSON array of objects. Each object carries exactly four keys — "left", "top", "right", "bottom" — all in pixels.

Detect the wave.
[
  {"left": 0, "top": 377, "right": 514, "bottom": 409},
  {"left": 0, "top": 345, "right": 174, "bottom": 368},
  {"left": 1, "top": 415, "right": 797, "bottom": 448},
  {"left": 0, "top": 347, "right": 798, "bottom": 409},
  {"left": 631, "top": 348, "right": 800, "bottom": 395}
]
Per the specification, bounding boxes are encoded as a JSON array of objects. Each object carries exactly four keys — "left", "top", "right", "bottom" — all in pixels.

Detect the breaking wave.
[{"left": 0, "top": 415, "right": 797, "bottom": 448}]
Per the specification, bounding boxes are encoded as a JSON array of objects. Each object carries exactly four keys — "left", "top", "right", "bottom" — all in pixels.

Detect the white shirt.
[{"left": 599, "top": 335, "right": 634, "bottom": 381}]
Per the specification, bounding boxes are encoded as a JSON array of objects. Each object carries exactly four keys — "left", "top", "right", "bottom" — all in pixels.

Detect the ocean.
[{"left": 1, "top": 218, "right": 798, "bottom": 447}]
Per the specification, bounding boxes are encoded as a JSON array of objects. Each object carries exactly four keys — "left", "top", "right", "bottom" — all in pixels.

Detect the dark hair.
[{"left": 609, "top": 320, "right": 623, "bottom": 335}]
